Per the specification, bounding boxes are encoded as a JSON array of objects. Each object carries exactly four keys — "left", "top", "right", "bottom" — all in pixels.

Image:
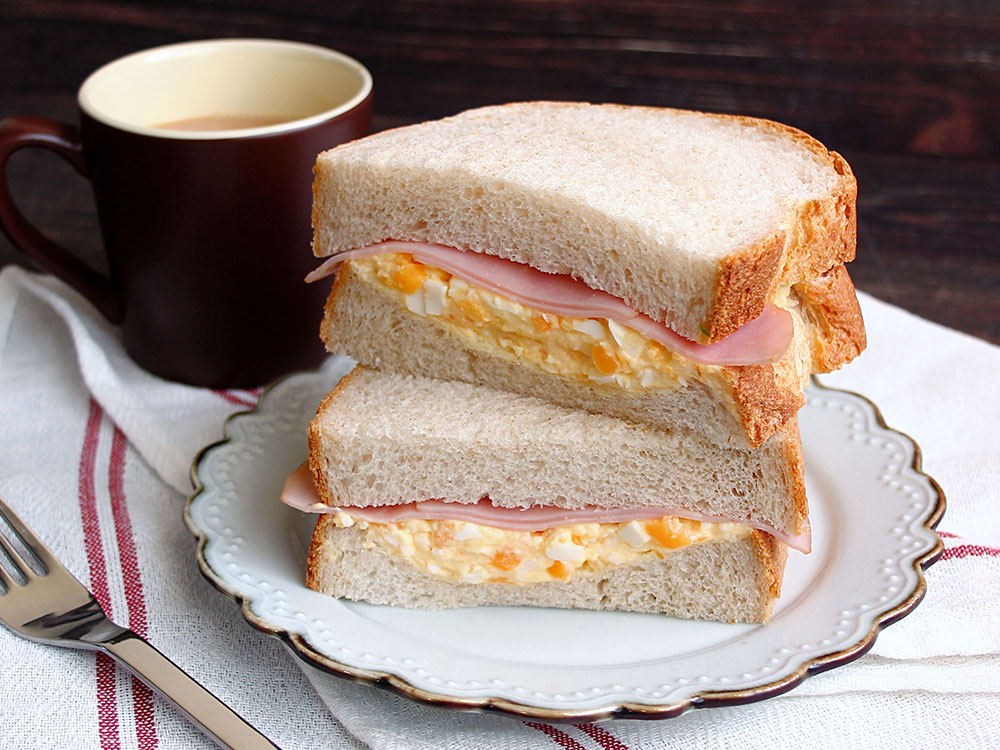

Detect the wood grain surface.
[{"left": 1, "top": 0, "right": 997, "bottom": 343}]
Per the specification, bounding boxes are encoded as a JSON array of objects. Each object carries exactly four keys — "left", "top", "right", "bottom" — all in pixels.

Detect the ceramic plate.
[{"left": 185, "top": 357, "right": 945, "bottom": 721}]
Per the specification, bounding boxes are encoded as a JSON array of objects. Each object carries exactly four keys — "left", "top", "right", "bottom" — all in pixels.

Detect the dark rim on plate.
[{"left": 183, "top": 372, "right": 946, "bottom": 723}]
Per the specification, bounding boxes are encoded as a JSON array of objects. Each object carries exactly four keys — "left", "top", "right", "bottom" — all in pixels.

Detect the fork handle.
[{"left": 98, "top": 629, "right": 280, "bottom": 749}]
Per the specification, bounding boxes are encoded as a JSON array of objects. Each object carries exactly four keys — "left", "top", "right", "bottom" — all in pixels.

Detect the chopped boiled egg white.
[
  {"left": 618, "top": 520, "right": 651, "bottom": 547},
  {"left": 422, "top": 278, "right": 448, "bottom": 315},
  {"left": 349, "top": 253, "right": 731, "bottom": 392},
  {"left": 329, "top": 512, "right": 750, "bottom": 585},
  {"left": 571, "top": 319, "right": 606, "bottom": 340}
]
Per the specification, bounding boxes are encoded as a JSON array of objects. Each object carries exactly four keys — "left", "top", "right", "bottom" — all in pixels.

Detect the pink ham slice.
[
  {"left": 305, "top": 241, "right": 793, "bottom": 366},
  {"left": 281, "top": 462, "right": 811, "bottom": 553}
]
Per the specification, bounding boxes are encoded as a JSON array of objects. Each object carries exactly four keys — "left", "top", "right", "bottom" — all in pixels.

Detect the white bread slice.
[
  {"left": 307, "top": 367, "right": 808, "bottom": 542},
  {"left": 306, "top": 518, "right": 787, "bottom": 623},
  {"left": 319, "top": 259, "right": 864, "bottom": 448},
  {"left": 312, "top": 101, "right": 856, "bottom": 343}
]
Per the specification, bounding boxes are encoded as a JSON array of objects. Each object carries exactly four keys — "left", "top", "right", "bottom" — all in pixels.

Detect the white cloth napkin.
[{"left": 0, "top": 265, "right": 997, "bottom": 750}]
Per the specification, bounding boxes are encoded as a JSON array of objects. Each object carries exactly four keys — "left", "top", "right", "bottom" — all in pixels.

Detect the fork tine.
[
  {"left": 0, "top": 496, "right": 55, "bottom": 575},
  {"left": 0, "top": 554, "right": 14, "bottom": 591},
  {"left": 0, "top": 529, "right": 30, "bottom": 583}
]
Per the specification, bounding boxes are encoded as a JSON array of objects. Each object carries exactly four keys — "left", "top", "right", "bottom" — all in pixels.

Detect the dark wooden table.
[{"left": 2, "top": 1, "right": 997, "bottom": 344}]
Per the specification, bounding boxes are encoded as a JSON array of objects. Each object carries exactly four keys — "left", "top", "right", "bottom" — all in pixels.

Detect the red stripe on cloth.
[
  {"left": 525, "top": 722, "right": 588, "bottom": 750},
  {"left": 78, "top": 399, "right": 120, "bottom": 750},
  {"left": 941, "top": 544, "right": 1000, "bottom": 561},
  {"left": 79, "top": 400, "right": 111, "bottom": 609},
  {"left": 108, "top": 427, "right": 159, "bottom": 750},
  {"left": 574, "top": 723, "right": 630, "bottom": 750},
  {"left": 108, "top": 428, "right": 148, "bottom": 636},
  {"left": 96, "top": 654, "right": 121, "bottom": 750},
  {"left": 211, "top": 389, "right": 258, "bottom": 409},
  {"left": 933, "top": 531, "right": 1000, "bottom": 559},
  {"left": 130, "top": 675, "right": 158, "bottom": 750}
]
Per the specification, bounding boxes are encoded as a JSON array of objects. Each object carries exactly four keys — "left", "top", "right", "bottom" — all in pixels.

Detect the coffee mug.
[{"left": 0, "top": 39, "right": 372, "bottom": 387}]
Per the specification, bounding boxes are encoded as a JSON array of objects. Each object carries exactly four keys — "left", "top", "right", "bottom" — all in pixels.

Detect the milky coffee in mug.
[{"left": 0, "top": 39, "right": 373, "bottom": 387}]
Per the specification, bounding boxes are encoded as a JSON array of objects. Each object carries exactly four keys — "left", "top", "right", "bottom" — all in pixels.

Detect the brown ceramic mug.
[{"left": 0, "top": 39, "right": 372, "bottom": 387}]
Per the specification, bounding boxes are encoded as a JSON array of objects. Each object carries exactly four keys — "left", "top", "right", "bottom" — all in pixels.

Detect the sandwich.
[
  {"left": 282, "top": 366, "right": 791, "bottom": 623},
  {"left": 305, "top": 102, "right": 865, "bottom": 450},
  {"left": 291, "top": 102, "right": 866, "bottom": 623}
]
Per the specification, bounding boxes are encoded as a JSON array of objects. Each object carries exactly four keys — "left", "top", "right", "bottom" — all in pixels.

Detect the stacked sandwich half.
[{"left": 282, "top": 102, "right": 865, "bottom": 623}]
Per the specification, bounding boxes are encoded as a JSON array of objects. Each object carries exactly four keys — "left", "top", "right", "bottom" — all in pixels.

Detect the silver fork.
[{"left": 0, "top": 496, "right": 279, "bottom": 749}]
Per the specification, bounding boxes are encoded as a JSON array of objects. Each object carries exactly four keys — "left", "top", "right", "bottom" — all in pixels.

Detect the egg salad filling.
[
  {"left": 330, "top": 509, "right": 751, "bottom": 585},
  {"left": 348, "top": 252, "right": 731, "bottom": 393}
]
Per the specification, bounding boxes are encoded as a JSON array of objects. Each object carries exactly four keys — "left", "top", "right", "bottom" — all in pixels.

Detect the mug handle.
[{"left": 0, "top": 116, "right": 120, "bottom": 322}]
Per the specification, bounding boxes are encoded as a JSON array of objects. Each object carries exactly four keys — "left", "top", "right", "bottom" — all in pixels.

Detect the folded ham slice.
[
  {"left": 281, "top": 463, "right": 810, "bottom": 552},
  {"left": 306, "top": 241, "right": 793, "bottom": 366}
]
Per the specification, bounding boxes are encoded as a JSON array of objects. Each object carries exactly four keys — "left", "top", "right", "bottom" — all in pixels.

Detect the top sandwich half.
[{"left": 309, "top": 102, "right": 865, "bottom": 447}]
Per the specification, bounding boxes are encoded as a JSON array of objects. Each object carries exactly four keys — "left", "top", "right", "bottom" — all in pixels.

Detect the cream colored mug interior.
[{"left": 78, "top": 39, "right": 372, "bottom": 139}]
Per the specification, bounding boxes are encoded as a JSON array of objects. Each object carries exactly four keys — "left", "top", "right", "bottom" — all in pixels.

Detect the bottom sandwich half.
[
  {"left": 292, "top": 366, "right": 800, "bottom": 624},
  {"left": 306, "top": 514, "right": 787, "bottom": 624}
]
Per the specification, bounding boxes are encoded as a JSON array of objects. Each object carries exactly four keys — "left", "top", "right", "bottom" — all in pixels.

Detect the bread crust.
[
  {"left": 306, "top": 518, "right": 787, "bottom": 623},
  {"left": 793, "top": 264, "right": 867, "bottom": 371},
  {"left": 307, "top": 369, "right": 362, "bottom": 509},
  {"left": 749, "top": 527, "right": 788, "bottom": 601},
  {"left": 729, "top": 364, "right": 804, "bottom": 450},
  {"left": 312, "top": 101, "right": 858, "bottom": 344},
  {"left": 709, "top": 230, "right": 786, "bottom": 341},
  {"left": 705, "top": 123, "right": 857, "bottom": 340},
  {"left": 318, "top": 261, "right": 861, "bottom": 447},
  {"left": 776, "top": 417, "right": 808, "bottom": 540}
]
